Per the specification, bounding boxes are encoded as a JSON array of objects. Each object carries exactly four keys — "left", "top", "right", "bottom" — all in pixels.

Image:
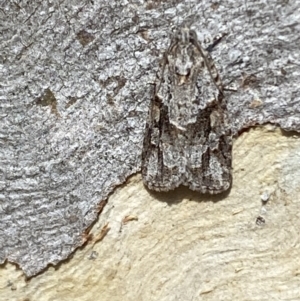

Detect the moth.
[{"left": 141, "top": 27, "right": 232, "bottom": 194}]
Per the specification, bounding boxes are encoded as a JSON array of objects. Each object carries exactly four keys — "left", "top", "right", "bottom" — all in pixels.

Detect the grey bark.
[{"left": 0, "top": 0, "right": 299, "bottom": 276}]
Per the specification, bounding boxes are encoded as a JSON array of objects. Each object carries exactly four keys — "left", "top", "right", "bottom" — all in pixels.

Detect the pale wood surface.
[{"left": 1, "top": 127, "right": 300, "bottom": 301}]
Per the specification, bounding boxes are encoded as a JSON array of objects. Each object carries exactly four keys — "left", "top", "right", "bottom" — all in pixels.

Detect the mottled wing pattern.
[{"left": 142, "top": 28, "right": 232, "bottom": 193}]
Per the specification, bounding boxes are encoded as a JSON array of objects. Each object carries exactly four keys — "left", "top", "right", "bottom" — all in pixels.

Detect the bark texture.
[{"left": 0, "top": 0, "right": 299, "bottom": 286}]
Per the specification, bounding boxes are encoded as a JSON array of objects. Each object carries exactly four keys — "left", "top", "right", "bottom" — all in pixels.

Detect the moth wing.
[
  {"left": 185, "top": 98, "right": 232, "bottom": 193},
  {"left": 142, "top": 95, "right": 186, "bottom": 191},
  {"left": 177, "top": 47, "right": 232, "bottom": 193}
]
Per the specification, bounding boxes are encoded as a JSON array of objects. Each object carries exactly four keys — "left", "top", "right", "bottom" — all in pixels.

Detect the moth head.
[
  {"left": 188, "top": 30, "right": 198, "bottom": 44},
  {"left": 173, "top": 28, "right": 198, "bottom": 45},
  {"left": 172, "top": 28, "right": 197, "bottom": 85}
]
